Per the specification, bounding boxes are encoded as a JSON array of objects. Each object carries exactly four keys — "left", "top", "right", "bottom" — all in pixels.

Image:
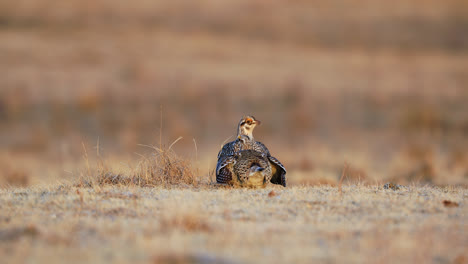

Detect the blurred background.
[{"left": 0, "top": 0, "right": 467, "bottom": 187}]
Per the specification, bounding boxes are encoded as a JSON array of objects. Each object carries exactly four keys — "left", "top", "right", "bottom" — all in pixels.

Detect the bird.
[
  {"left": 216, "top": 115, "right": 287, "bottom": 187},
  {"left": 232, "top": 149, "right": 272, "bottom": 188}
]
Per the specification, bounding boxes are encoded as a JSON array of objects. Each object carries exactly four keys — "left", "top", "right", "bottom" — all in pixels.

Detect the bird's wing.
[
  {"left": 216, "top": 140, "right": 242, "bottom": 184},
  {"left": 217, "top": 141, "right": 237, "bottom": 159},
  {"left": 268, "top": 156, "right": 287, "bottom": 187},
  {"left": 254, "top": 141, "right": 271, "bottom": 156},
  {"left": 216, "top": 156, "right": 236, "bottom": 184}
]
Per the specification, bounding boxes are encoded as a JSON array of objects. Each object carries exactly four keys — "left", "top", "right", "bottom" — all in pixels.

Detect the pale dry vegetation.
[
  {"left": 1, "top": 0, "right": 468, "bottom": 190},
  {"left": 0, "top": 183, "right": 466, "bottom": 264},
  {"left": 1, "top": 148, "right": 466, "bottom": 263},
  {"left": 77, "top": 144, "right": 203, "bottom": 189}
]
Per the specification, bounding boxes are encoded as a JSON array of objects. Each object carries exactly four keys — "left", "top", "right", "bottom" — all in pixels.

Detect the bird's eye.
[{"left": 246, "top": 121, "right": 252, "bottom": 125}]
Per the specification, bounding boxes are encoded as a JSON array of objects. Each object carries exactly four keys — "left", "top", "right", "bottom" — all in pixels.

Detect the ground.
[
  {"left": 1, "top": 184, "right": 466, "bottom": 264},
  {"left": 1, "top": 1, "right": 467, "bottom": 263}
]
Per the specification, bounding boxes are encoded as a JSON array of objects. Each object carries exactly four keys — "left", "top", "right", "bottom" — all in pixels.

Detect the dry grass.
[
  {"left": 76, "top": 143, "right": 202, "bottom": 188},
  {"left": 0, "top": 184, "right": 466, "bottom": 263},
  {"left": 1, "top": 0, "right": 468, "bottom": 188}
]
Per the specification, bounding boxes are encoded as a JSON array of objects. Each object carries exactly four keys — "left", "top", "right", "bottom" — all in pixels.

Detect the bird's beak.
[{"left": 254, "top": 120, "right": 261, "bottom": 125}]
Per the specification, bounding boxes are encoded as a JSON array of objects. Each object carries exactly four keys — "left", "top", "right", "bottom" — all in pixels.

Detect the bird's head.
[
  {"left": 249, "top": 164, "right": 265, "bottom": 176},
  {"left": 237, "top": 115, "right": 261, "bottom": 140}
]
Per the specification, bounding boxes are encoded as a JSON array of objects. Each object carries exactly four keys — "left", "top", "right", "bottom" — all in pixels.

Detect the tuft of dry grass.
[
  {"left": 132, "top": 146, "right": 199, "bottom": 187},
  {"left": 76, "top": 143, "right": 202, "bottom": 188}
]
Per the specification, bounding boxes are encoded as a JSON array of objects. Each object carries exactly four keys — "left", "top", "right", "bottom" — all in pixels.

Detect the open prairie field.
[
  {"left": 1, "top": 183, "right": 467, "bottom": 264},
  {"left": 0, "top": 0, "right": 467, "bottom": 263},
  {"left": 1, "top": 0, "right": 468, "bottom": 188}
]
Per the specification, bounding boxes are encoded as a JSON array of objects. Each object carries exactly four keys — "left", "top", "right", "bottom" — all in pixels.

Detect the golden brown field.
[
  {"left": 0, "top": 0, "right": 467, "bottom": 263},
  {"left": 1, "top": 184, "right": 466, "bottom": 264}
]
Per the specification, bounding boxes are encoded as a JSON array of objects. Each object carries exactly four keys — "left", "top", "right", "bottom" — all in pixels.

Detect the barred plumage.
[
  {"left": 268, "top": 155, "right": 287, "bottom": 187},
  {"left": 216, "top": 135, "right": 252, "bottom": 184},
  {"left": 233, "top": 150, "right": 272, "bottom": 188},
  {"left": 216, "top": 115, "right": 287, "bottom": 187}
]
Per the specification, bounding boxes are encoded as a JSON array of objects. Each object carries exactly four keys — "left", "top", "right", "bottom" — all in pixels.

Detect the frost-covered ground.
[{"left": 1, "top": 185, "right": 466, "bottom": 264}]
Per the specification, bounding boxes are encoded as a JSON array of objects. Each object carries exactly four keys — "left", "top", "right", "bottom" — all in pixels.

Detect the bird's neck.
[{"left": 237, "top": 128, "right": 254, "bottom": 141}]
